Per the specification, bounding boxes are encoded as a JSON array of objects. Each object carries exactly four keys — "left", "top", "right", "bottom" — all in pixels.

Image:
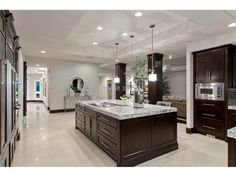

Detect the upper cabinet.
[
  {"left": 0, "top": 13, "right": 4, "bottom": 37},
  {"left": 194, "top": 45, "right": 233, "bottom": 83}
]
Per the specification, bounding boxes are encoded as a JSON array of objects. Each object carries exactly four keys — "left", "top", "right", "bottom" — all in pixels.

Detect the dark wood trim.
[
  {"left": 26, "top": 100, "right": 43, "bottom": 103},
  {"left": 115, "top": 63, "right": 126, "bottom": 99},
  {"left": 23, "top": 61, "right": 27, "bottom": 116},
  {"left": 47, "top": 107, "right": 50, "bottom": 110},
  {"left": 147, "top": 53, "right": 163, "bottom": 104},
  {"left": 50, "top": 108, "right": 75, "bottom": 113},
  {"left": 186, "top": 127, "right": 197, "bottom": 134}
]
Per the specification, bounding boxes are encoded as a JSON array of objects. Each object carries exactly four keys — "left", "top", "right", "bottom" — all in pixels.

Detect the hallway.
[{"left": 12, "top": 103, "right": 228, "bottom": 167}]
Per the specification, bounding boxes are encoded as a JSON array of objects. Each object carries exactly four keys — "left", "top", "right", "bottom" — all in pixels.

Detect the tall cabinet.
[
  {"left": 0, "top": 10, "right": 21, "bottom": 167},
  {"left": 193, "top": 45, "right": 234, "bottom": 140}
]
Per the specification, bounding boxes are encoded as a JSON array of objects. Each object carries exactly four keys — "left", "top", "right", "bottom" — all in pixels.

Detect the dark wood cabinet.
[
  {"left": 0, "top": 10, "right": 21, "bottom": 167},
  {"left": 0, "top": 33, "right": 5, "bottom": 59},
  {"left": 195, "top": 100, "right": 225, "bottom": 140},
  {"left": 194, "top": 47, "right": 225, "bottom": 83},
  {"left": 228, "top": 137, "right": 236, "bottom": 167},
  {"left": 228, "top": 110, "right": 236, "bottom": 129},
  {"left": 0, "top": 13, "right": 4, "bottom": 37},
  {"left": 75, "top": 103, "right": 178, "bottom": 166}
]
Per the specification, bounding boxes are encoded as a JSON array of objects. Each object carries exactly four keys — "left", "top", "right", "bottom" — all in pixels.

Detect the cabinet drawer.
[
  {"left": 196, "top": 116, "right": 224, "bottom": 138},
  {"left": 228, "top": 110, "right": 236, "bottom": 119},
  {"left": 76, "top": 119, "right": 84, "bottom": 131},
  {"left": 97, "top": 113, "right": 117, "bottom": 128},
  {"left": 76, "top": 104, "right": 85, "bottom": 113},
  {"left": 196, "top": 109, "right": 223, "bottom": 120},
  {"left": 97, "top": 121, "right": 117, "bottom": 143},
  {"left": 195, "top": 100, "right": 225, "bottom": 110},
  {"left": 97, "top": 134, "right": 117, "bottom": 158}
]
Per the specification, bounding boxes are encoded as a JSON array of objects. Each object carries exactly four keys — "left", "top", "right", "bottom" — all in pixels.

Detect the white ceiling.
[{"left": 12, "top": 10, "right": 236, "bottom": 69}]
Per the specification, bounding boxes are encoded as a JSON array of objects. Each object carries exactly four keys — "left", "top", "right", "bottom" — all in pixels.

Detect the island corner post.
[{"left": 75, "top": 100, "right": 178, "bottom": 167}]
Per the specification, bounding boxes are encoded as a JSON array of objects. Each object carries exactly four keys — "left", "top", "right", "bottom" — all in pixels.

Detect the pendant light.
[
  {"left": 148, "top": 24, "right": 157, "bottom": 82},
  {"left": 130, "top": 35, "right": 134, "bottom": 80},
  {"left": 114, "top": 43, "right": 120, "bottom": 83}
]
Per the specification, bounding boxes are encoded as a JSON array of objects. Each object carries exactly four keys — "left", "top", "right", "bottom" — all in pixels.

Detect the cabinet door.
[
  {"left": 85, "top": 115, "right": 90, "bottom": 136},
  {"left": 208, "top": 49, "right": 225, "bottom": 82},
  {"left": 0, "top": 33, "right": 5, "bottom": 59},
  {"left": 0, "top": 60, "right": 7, "bottom": 152},
  {"left": 195, "top": 53, "right": 209, "bottom": 83},
  {"left": 0, "top": 14, "right": 4, "bottom": 36},
  {"left": 90, "top": 117, "right": 97, "bottom": 142}
]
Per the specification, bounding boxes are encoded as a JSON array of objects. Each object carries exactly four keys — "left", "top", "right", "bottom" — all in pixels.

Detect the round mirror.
[{"left": 70, "top": 77, "right": 84, "bottom": 93}]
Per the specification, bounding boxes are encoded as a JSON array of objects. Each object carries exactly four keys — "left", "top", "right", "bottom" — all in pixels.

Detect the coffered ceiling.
[{"left": 12, "top": 10, "right": 236, "bottom": 68}]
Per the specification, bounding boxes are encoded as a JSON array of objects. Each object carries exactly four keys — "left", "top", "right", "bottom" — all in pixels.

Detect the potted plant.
[{"left": 72, "top": 87, "right": 81, "bottom": 97}]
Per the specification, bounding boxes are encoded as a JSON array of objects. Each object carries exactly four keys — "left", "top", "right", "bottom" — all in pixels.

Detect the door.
[
  {"left": 0, "top": 59, "right": 7, "bottom": 153},
  {"left": 208, "top": 48, "right": 225, "bottom": 82},
  {"left": 107, "top": 80, "right": 112, "bottom": 99},
  {"left": 195, "top": 52, "right": 209, "bottom": 83}
]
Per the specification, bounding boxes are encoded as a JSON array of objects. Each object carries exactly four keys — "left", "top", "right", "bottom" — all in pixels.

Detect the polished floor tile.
[{"left": 12, "top": 103, "right": 227, "bottom": 167}]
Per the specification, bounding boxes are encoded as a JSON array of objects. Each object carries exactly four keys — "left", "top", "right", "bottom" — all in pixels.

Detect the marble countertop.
[
  {"left": 228, "top": 105, "right": 236, "bottom": 111},
  {"left": 76, "top": 99, "right": 177, "bottom": 120},
  {"left": 228, "top": 127, "right": 236, "bottom": 139}
]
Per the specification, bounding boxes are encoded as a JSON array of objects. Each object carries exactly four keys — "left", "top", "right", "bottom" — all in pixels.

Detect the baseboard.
[
  {"left": 50, "top": 108, "right": 75, "bottom": 113},
  {"left": 27, "top": 100, "right": 43, "bottom": 103},
  {"left": 177, "top": 117, "right": 186, "bottom": 124},
  {"left": 186, "top": 127, "right": 197, "bottom": 134}
]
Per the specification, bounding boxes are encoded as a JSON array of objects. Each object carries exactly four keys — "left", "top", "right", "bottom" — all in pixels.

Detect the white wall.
[
  {"left": 27, "top": 73, "right": 43, "bottom": 100},
  {"left": 99, "top": 75, "right": 115, "bottom": 100},
  {"left": 186, "top": 30, "right": 236, "bottom": 129},
  {"left": 26, "top": 57, "right": 100, "bottom": 110},
  {"left": 164, "top": 70, "right": 186, "bottom": 99},
  {"left": 42, "top": 71, "right": 49, "bottom": 108}
]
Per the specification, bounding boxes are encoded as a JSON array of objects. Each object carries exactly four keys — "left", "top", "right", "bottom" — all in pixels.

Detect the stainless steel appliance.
[{"left": 195, "top": 83, "right": 224, "bottom": 101}]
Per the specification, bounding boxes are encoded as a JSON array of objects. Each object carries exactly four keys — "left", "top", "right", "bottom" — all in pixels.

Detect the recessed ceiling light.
[
  {"left": 169, "top": 55, "right": 173, "bottom": 59},
  {"left": 36, "top": 64, "right": 39, "bottom": 67},
  {"left": 122, "top": 32, "right": 128, "bottom": 36},
  {"left": 116, "top": 59, "right": 120, "bottom": 62},
  {"left": 228, "top": 23, "right": 236, "bottom": 27},
  {"left": 93, "top": 42, "right": 98, "bottom": 45},
  {"left": 98, "top": 73, "right": 102, "bottom": 76},
  {"left": 134, "top": 12, "right": 142, "bottom": 17},
  {"left": 96, "top": 26, "right": 103, "bottom": 30},
  {"left": 40, "top": 50, "right": 46, "bottom": 54}
]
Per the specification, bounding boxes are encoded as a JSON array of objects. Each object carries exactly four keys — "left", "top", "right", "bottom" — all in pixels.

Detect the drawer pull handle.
[
  {"left": 202, "top": 113, "right": 215, "bottom": 117},
  {"left": 203, "top": 125, "right": 215, "bottom": 130},
  {"left": 102, "top": 128, "right": 111, "bottom": 134},
  {"left": 101, "top": 117, "right": 110, "bottom": 122},
  {"left": 202, "top": 103, "right": 215, "bottom": 107},
  {"left": 101, "top": 142, "right": 110, "bottom": 149}
]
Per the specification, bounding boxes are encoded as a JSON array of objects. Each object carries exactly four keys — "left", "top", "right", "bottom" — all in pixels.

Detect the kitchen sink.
[{"left": 89, "top": 102, "right": 124, "bottom": 108}]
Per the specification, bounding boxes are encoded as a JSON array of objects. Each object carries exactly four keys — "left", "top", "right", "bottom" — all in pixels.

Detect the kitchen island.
[{"left": 75, "top": 100, "right": 178, "bottom": 166}]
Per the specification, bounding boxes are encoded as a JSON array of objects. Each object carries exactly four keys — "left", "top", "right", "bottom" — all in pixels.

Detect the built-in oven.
[{"left": 195, "top": 83, "right": 224, "bottom": 101}]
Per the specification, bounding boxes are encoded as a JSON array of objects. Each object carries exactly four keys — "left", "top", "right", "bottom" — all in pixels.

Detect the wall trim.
[
  {"left": 50, "top": 108, "right": 75, "bottom": 113},
  {"left": 27, "top": 100, "right": 43, "bottom": 103}
]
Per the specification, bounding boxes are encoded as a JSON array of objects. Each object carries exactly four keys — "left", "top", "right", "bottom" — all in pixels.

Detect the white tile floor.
[{"left": 12, "top": 103, "right": 227, "bottom": 167}]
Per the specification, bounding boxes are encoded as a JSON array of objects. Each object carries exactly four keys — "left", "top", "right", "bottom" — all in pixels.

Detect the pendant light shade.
[
  {"left": 114, "top": 76, "right": 120, "bottom": 83},
  {"left": 114, "top": 43, "right": 120, "bottom": 83},
  {"left": 148, "top": 24, "right": 157, "bottom": 82}
]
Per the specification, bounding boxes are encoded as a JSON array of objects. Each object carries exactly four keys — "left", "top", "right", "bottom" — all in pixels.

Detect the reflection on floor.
[{"left": 12, "top": 102, "right": 227, "bottom": 167}]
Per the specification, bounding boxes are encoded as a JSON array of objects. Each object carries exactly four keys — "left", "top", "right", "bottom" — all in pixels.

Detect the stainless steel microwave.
[{"left": 195, "top": 83, "right": 224, "bottom": 101}]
